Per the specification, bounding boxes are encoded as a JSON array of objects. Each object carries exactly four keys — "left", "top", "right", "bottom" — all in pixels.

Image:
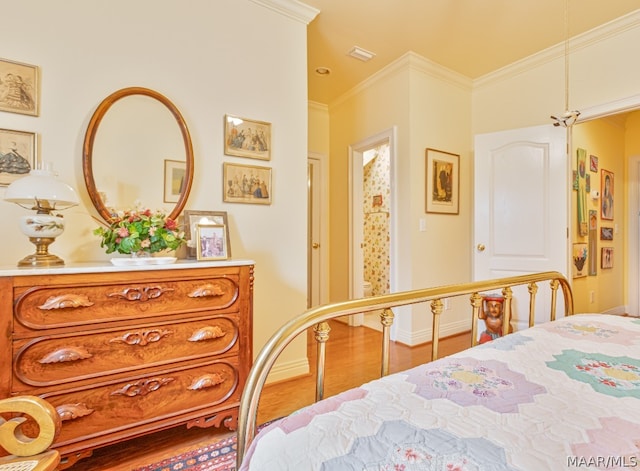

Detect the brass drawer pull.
[
  {"left": 110, "top": 329, "right": 172, "bottom": 346},
  {"left": 39, "top": 347, "right": 92, "bottom": 364},
  {"left": 188, "top": 326, "right": 225, "bottom": 342},
  {"left": 110, "top": 377, "right": 174, "bottom": 397},
  {"left": 189, "top": 283, "right": 225, "bottom": 298},
  {"left": 56, "top": 403, "right": 94, "bottom": 422},
  {"left": 108, "top": 285, "right": 174, "bottom": 302},
  {"left": 188, "top": 373, "right": 225, "bottom": 390},
  {"left": 38, "top": 294, "right": 94, "bottom": 310}
]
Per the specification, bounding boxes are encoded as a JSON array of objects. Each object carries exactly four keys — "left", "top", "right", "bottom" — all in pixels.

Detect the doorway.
[
  {"left": 349, "top": 128, "right": 396, "bottom": 328},
  {"left": 308, "top": 152, "right": 329, "bottom": 308}
]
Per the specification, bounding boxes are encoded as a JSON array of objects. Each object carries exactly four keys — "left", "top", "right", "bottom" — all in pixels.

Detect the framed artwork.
[
  {"left": 588, "top": 210, "right": 597, "bottom": 276},
  {"left": 0, "top": 58, "right": 39, "bottom": 116},
  {"left": 196, "top": 223, "right": 229, "bottom": 261},
  {"left": 600, "top": 227, "right": 614, "bottom": 241},
  {"left": 224, "top": 114, "right": 271, "bottom": 160},
  {"left": 572, "top": 243, "right": 588, "bottom": 278},
  {"left": 425, "top": 148, "right": 459, "bottom": 214},
  {"left": 0, "top": 128, "right": 36, "bottom": 186},
  {"left": 601, "top": 247, "right": 614, "bottom": 269},
  {"left": 590, "top": 154, "right": 598, "bottom": 172},
  {"left": 183, "top": 210, "right": 231, "bottom": 259},
  {"left": 223, "top": 162, "right": 272, "bottom": 205},
  {"left": 163, "top": 159, "right": 186, "bottom": 203},
  {"left": 601, "top": 169, "right": 614, "bottom": 220},
  {"left": 576, "top": 148, "right": 588, "bottom": 236}
]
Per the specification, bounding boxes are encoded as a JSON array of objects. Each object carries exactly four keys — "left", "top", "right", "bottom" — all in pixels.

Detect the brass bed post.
[
  {"left": 313, "top": 321, "right": 331, "bottom": 402},
  {"left": 380, "top": 308, "right": 394, "bottom": 377},
  {"left": 527, "top": 282, "right": 538, "bottom": 328},
  {"left": 430, "top": 299, "right": 443, "bottom": 361},
  {"left": 549, "top": 279, "right": 559, "bottom": 321},
  {"left": 470, "top": 293, "right": 483, "bottom": 347},
  {"left": 501, "top": 287, "right": 513, "bottom": 338}
]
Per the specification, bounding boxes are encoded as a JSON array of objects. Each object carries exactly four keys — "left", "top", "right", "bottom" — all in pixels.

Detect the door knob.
[
  {"left": 477, "top": 244, "right": 485, "bottom": 252},
  {"left": 312, "top": 242, "right": 320, "bottom": 249}
]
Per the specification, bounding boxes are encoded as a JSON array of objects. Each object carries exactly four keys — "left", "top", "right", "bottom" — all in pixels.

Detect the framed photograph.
[
  {"left": 163, "top": 159, "right": 186, "bottom": 203},
  {"left": 224, "top": 114, "right": 271, "bottom": 160},
  {"left": 0, "top": 58, "right": 39, "bottom": 116},
  {"left": 223, "top": 162, "right": 272, "bottom": 205},
  {"left": 600, "top": 227, "right": 614, "bottom": 241},
  {"left": 572, "top": 243, "right": 588, "bottom": 278},
  {"left": 0, "top": 128, "right": 36, "bottom": 186},
  {"left": 425, "top": 148, "right": 459, "bottom": 214},
  {"left": 590, "top": 154, "right": 598, "bottom": 172},
  {"left": 196, "top": 223, "right": 229, "bottom": 261},
  {"left": 601, "top": 169, "right": 614, "bottom": 220},
  {"left": 601, "top": 247, "right": 614, "bottom": 269},
  {"left": 183, "top": 210, "right": 231, "bottom": 259}
]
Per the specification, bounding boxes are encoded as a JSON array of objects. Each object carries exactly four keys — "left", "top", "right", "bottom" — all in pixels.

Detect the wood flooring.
[{"left": 62, "top": 321, "right": 471, "bottom": 470}]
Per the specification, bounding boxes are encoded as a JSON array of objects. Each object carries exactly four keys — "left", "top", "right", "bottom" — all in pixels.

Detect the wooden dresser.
[{"left": 0, "top": 260, "right": 254, "bottom": 468}]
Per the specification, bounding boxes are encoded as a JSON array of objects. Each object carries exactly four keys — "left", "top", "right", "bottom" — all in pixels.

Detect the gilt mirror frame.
[{"left": 82, "top": 86, "right": 194, "bottom": 224}]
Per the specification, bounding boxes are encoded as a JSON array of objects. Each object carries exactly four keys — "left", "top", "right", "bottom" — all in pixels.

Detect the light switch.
[{"left": 419, "top": 218, "right": 426, "bottom": 232}]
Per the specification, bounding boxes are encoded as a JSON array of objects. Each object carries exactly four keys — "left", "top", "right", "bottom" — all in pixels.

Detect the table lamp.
[{"left": 4, "top": 166, "right": 79, "bottom": 267}]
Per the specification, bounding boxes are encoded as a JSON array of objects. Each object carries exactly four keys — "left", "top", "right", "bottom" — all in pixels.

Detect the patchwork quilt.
[{"left": 240, "top": 314, "right": 640, "bottom": 470}]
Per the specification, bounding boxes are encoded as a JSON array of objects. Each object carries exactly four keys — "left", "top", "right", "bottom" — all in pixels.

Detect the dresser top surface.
[{"left": 0, "top": 259, "right": 255, "bottom": 277}]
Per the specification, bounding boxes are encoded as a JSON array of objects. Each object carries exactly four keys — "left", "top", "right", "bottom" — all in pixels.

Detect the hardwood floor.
[{"left": 63, "top": 321, "right": 471, "bottom": 470}]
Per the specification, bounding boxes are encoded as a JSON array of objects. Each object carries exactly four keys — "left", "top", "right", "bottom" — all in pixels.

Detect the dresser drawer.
[
  {"left": 13, "top": 314, "right": 240, "bottom": 388},
  {"left": 14, "top": 275, "right": 240, "bottom": 333},
  {"left": 42, "top": 359, "right": 240, "bottom": 447}
]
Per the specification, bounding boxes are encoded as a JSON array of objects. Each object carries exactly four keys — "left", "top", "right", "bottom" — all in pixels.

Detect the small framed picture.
[
  {"left": 425, "top": 148, "right": 459, "bottom": 214},
  {"left": 572, "top": 243, "right": 588, "bottom": 278},
  {"left": 224, "top": 114, "right": 271, "bottom": 160},
  {"left": 183, "top": 210, "right": 231, "bottom": 259},
  {"left": 600, "top": 227, "right": 613, "bottom": 241},
  {"left": 0, "top": 128, "right": 37, "bottom": 186},
  {"left": 601, "top": 247, "right": 613, "bottom": 269},
  {"left": 601, "top": 169, "right": 614, "bottom": 221},
  {"left": 196, "top": 223, "right": 229, "bottom": 261},
  {"left": 590, "top": 154, "right": 598, "bottom": 172},
  {"left": 163, "top": 159, "right": 186, "bottom": 203},
  {"left": 0, "top": 58, "right": 39, "bottom": 116},
  {"left": 223, "top": 162, "right": 272, "bottom": 205}
]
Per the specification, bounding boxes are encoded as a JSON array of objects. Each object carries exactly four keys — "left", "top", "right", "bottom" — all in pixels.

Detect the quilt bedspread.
[{"left": 240, "top": 314, "right": 640, "bottom": 470}]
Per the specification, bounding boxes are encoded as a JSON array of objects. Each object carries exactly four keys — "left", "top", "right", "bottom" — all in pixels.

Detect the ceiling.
[{"left": 303, "top": 0, "right": 640, "bottom": 104}]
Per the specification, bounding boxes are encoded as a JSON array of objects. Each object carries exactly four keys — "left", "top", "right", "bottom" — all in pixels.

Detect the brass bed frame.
[{"left": 236, "top": 271, "right": 574, "bottom": 467}]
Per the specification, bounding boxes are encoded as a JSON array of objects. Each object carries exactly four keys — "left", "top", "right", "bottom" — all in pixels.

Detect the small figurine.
[{"left": 478, "top": 295, "right": 509, "bottom": 344}]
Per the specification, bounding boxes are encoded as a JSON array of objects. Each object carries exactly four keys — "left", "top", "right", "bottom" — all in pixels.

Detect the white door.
[
  {"left": 474, "top": 124, "right": 568, "bottom": 326},
  {"left": 308, "top": 154, "right": 328, "bottom": 308}
]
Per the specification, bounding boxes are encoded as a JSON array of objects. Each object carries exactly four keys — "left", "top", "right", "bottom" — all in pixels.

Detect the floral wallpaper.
[{"left": 363, "top": 143, "right": 390, "bottom": 296}]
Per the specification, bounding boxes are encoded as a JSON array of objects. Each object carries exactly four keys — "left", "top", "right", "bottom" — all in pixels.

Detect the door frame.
[
  {"left": 308, "top": 152, "right": 329, "bottom": 308},
  {"left": 348, "top": 127, "right": 397, "bottom": 326}
]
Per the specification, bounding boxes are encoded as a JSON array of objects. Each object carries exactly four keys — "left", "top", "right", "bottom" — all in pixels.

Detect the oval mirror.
[{"left": 82, "top": 87, "right": 194, "bottom": 223}]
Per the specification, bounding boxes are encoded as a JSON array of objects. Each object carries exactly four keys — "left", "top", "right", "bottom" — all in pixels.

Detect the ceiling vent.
[{"left": 348, "top": 46, "right": 375, "bottom": 62}]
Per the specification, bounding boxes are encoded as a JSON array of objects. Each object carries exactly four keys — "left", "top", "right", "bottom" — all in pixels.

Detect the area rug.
[{"left": 133, "top": 434, "right": 238, "bottom": 471}]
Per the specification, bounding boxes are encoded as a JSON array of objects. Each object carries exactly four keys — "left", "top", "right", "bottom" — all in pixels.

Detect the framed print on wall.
[
  {"left": 163, "top": 159, "right": 186, "bottom": 203},
  {"left": 0, "top": 128, "right": 36, "bottom": 186},
  {"left": 196, "top": 223, "right": 229, "bottom": 261},
  {"left": 572, "top": 242, "right": 588, "bottom": 278},
  {"left": 0, "top": 58, "right": 39, "bottom": 116},
  {"left": 425, "top": 148, "right": 459, "bottom": 214},
  {"left": 183, "top": 210, "right": 231, "bottom": 259},
  {"left": 601, "top": 169, "right": 614, "bottom": 220},
  {"left": 223, "top": 162, "right": 272, "bottom": 205},
  {"left": 601, "top": 247, "right": 613, "bottom": 269},
  {"left": 224, "top": 114, "right": 271, "bottom": 160}
]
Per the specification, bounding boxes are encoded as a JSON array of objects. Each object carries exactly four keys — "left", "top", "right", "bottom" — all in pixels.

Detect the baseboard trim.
[{"left": 266, "top": 357, "right": 310, "bottom": 384}]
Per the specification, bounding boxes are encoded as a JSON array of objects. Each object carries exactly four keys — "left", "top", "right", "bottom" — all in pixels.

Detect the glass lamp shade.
[{"left": 4, "top": 168, "right": 79, "bottom": 267}]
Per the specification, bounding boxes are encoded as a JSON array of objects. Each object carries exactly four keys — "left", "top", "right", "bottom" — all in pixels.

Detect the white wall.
[{"left": 0, "top": 0, "right": 315, "bottom": 375}]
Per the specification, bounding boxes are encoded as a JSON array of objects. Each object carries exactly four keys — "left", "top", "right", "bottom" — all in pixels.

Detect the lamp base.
[{"left": 18, "top": 237, "right": 65, "bottom": 268}]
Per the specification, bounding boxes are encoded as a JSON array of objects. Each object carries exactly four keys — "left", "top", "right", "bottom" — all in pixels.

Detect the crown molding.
[
  {"left": 474, "top": 9, "right": 640, "bottom": 89},
  {"left": 250, "top": 0, "right": 319, "bottom": 24}
]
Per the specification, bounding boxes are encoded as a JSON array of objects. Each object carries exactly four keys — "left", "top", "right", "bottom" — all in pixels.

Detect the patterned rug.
[{"left": 133, "top": 434, "right": 238, "bottom": 471}]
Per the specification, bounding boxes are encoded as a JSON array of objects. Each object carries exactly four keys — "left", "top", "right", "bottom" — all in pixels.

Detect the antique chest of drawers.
[{"left": 0, "top": 260, "right": 254, "bottom": 468}]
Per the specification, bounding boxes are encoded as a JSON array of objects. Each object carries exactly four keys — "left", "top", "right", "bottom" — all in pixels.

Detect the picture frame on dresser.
[
  {"left": 196, "top": 223, "right": 229, "bottom": 260},
  {"left": 0, "top": 58, "right": 39, "bottom": 116},
  {"left": 0, "top": 128, "right": 37, "bottom": 186},
  {"left": 183, "top": 210, "right": 231, "bottom": 259}
]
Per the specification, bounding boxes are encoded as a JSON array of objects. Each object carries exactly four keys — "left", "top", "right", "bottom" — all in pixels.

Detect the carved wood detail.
[
  {"left": 188, "top": 373, "right": 225, "bottom": 390},
  {"left": 56, "top": 403, "right": 95, "bottom": 422},
  {"left": 188, "top": 283, "right": 225, "bottom": 298},
  {"left": 109, "top": 328, "right": 173, "bottom": 346},
  {"left": 188, "top": 326, "right": 225, "bottom": 342},
  {"left": 38, "top": 294, "right": 94, "bottom": 310},
  {"left": 110, "top": 377, "right": 174, "bottom": 397},
  {"left": 187, "top": 409, "right": 238, "bottom": 430},
  {"left": 39, "top": 347, "right": 92, "bottom": 364},
  {"left": 107, "top": 285, "right": 174, "bottom": 302}
]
